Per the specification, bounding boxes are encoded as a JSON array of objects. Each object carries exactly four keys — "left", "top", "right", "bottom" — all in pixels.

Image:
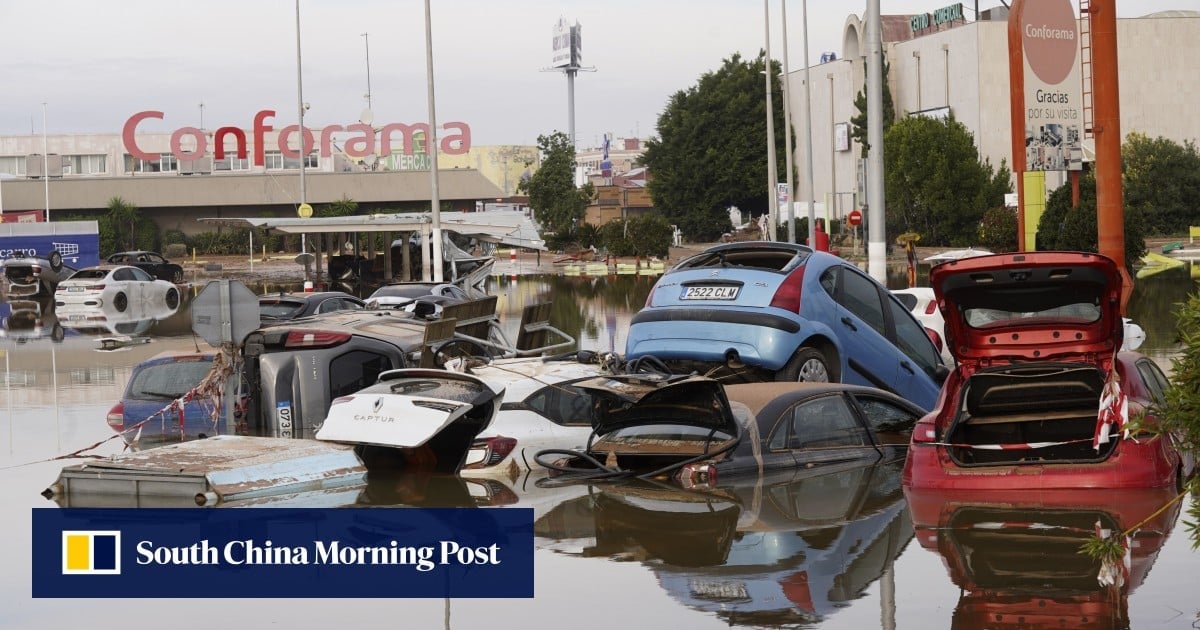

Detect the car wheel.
[
  {"left": 776, "top": 347, "right": 832, "bottom": 383},
  {"left": 171, "top": 268, "right": 184, "bottom": 284},
  {"left": 114, "top": 292, "right": 129, "bottom": 313},
  {"left": 165, "top": 288, "right": 180, "bottom": 310},
  {"left": 48, "top": 250, "right": 63, "bottom": 272},
  {"left": 51, "top": 324, "right": 65, "bottom": 343}
]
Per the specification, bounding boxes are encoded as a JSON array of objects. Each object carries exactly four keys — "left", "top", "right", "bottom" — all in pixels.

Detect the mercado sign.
[
  {"left": 122, "top": 110, "right": 472, "bottom": 166},
  {"left": 1020, "top": 0, "right": 1083, "bottom": 171},
  {"left": 910, "top": 3, "right": 964, "bottom": 33}
]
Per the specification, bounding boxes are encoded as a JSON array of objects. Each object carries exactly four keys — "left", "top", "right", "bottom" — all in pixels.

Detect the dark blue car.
[
  {"left": 624, "top": 242, "right": 946, "bottom": 410},
  {"left": 107, "top": 352, "right": 242, "bottom": 444}
]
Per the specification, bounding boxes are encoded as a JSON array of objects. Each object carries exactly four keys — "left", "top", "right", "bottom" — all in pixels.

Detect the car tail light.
[
  {"left": 768, "top": 268, "right": 805, "bottom": 312},
  {"left": 85, "top": 284, "right": 106, "bottom": 291},
  {"left": 283, "top": 330, "right": 351, "bottom": 348},
  {"left": 463, "top": 436, "right": 518, "bottom": 469},
  {"left": 924, "top": 300, "right": 937, "bottom": 315},
  {"left": 911, "top": 422, "right": 937, "bottom": 443},
  {"left": 644, "top": 285, "right": 657, "bottom": 308},
  {"left": 676, "top": 462, "right": 717, "bottom": 489},
  {"left": 106, "top": 403, "right": 124, "bottom": 432},
  {"left": 330, "top": 396, "right": 355, "bottom": 406},
  {"left": 30, "top": 268, "right": 42, "bottom": 277}
]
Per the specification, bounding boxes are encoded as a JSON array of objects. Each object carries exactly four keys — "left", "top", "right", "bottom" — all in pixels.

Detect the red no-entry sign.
[{"left": 848, "top": 209, "right": 863, "bottom": 226}]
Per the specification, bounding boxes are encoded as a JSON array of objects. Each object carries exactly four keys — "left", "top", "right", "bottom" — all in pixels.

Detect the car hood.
[
  {"left": 931, "top": 252, "right": 1123, "bottom": 363},
  {"left": 316, "top": 370, "right": 503, "bottom": 449},
  {"left": 573, "top": 374, "right": 740, "bottom": 437}
]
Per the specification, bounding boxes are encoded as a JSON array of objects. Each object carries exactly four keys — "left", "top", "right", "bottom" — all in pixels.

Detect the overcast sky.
[{"left": 1, "top": 0, "right": 1194, "bottom": 149}]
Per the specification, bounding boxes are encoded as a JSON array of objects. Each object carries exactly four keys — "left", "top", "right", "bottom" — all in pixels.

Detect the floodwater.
[{"left": 2, "top": 262, "right": 1199, "bottom": 629}]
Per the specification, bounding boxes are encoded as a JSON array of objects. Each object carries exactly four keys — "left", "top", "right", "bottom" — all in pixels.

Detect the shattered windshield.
[{"left": 964, "top": 301, "right": 1101, "bottom": 328}]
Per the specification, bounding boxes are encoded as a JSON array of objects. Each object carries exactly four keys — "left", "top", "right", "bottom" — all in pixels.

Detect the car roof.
[
  {"left": 260, "top": 291, "right": 361, "bottom": 301},
  {"left": 723, "top": 381, "right": 895, "bottom": 417}
]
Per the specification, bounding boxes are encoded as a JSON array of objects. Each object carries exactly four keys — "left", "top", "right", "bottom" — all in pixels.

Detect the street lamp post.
[
  {"left": 362, "top": 32, "right": 373, "bottom": 110},
  {"left": 295, "top": 0, "right": 309, "bottom": 264},
  {"left": 780, "top": 0, "right": 796, "bottom": 244},
  {"left": 424, "top": 0, "right": 444, "bottom": 282},
  {"left": 763, "top": 0, "right": 779, "bottom": 241},
  {"left": 42, "top": 103, "right": 49, "bottom": 223},
  {"left": 799, "top": 0, "right": 816, "bottom": 247}
]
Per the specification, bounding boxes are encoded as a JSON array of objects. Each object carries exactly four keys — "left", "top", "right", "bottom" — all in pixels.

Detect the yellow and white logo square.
[{"left": 62, "top": 531, "right": 121, "bottom": 575}]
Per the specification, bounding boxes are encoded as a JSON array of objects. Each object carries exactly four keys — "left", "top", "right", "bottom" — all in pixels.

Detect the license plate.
[
  {"left": 66, "top": 287, "right": 85, "bottom": 292},
  {"left": 689, "top": 579, "right": 750, "bottom": 601},
  {"left": 276, "top": 401, "right": 294, "bottom": 438},
  {"left": 681, "top": 285, "right": 739, "bottom": 300}
]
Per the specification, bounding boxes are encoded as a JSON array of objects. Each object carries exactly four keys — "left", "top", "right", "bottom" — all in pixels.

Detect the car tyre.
[
  {"left": 48, "top": 250, "right": 63, "bottom": 272},
  {"left": 171, "top": 268, "right": 184, "bottom": 284},
  {"left": 165, "top": 288, "right": 180, "bottom": 310},
  {"left": 114, "top": 292, "right": 129, "bottom": 313},
  {"left": 776, "top": 347, "right": 832, "bottom": 383}
]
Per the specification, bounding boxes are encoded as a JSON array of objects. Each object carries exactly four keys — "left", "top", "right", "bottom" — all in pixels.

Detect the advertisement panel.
[
  {"left": 1021, "top": 0, "right": 1084, "bottom": 171},
  {"left": 551, "top": 17, "right": 572, "bottom": 68},
  {"left": 0, "top": 221, "right": 101, "bottom": 267}
]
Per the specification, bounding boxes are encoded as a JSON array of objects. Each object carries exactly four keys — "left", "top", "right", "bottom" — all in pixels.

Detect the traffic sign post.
[
  {"left": 298, "top": 203, "right": 313, "bottom": 218},
  {"left": 848, "top": 209, "right": 863, "bottom": 256}
]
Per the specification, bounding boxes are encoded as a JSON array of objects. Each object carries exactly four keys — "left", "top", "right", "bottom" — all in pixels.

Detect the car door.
[
  {"left": 111, "top": 267, "right": 139, "bottom": 302},
  {"left": 821, "top": 265, "right": 899, "bottom": 393},
  {"left": 505, "top": 378, "right": 597, "bottom": 464},
  {"left": 127, "top": 266, "right": 155, "bottom": 302},
  {"left": 882, "top": 296, "right": 943, "bottom": 411},
  {"left": 849, "top": 391, "right": 922, "bottom": 459},
  {"left": 765, "top": 392, "right": 876, "bottom": 469}
]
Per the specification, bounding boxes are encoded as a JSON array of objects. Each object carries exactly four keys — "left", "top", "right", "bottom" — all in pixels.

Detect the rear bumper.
[
  {"left": 902, "top": 438, "right": 1180, "bottom": 491},
  {"left": 626, "top": 310, "right": 804, "bottom": 370}
]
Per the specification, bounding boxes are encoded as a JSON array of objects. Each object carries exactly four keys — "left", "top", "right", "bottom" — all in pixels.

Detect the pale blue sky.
[{"left": 1, "top": 0, "right": 1194, "bottom": 148}]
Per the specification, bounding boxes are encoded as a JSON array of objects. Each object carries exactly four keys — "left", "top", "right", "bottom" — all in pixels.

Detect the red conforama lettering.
[{"left": 122, "top": 110, "right": 472, "bottom": 166}]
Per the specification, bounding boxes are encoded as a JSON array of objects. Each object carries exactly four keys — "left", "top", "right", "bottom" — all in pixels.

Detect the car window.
[
  {"left": 260, "top": 299, "right": 305, "bottom": 319},
  {"left": 341, "top": 298, "right": 364, "bottom": 312},
  {"left": 839, "top": 269, "right": 887, "bottom": 336},
  {"left": 853, "top": 394, "right": 919, "bottom": 443},
  {"left": 129, "top": 360, "right": 215, "bottom": 399},
  {"left": 328, "top": 350, "right": 395, "bottom": 399},
  {"left": 893, "top": 293, "right": 918, "bottom": 311},
  {"left": 524, "top": 381, "right": 594, "bottom": 426},
  {"left": 129, "top": 267, "right": 154, "bottom": 282},
  {"left": 69, "top": 269, "right": 108, "bottom": 280},
  {"left": 887, "top": 298, "right": 942, "bottom": 373},
  {"left": 768, "top": 394, "right": 867, "bottom": 450},
  {"left": 1135, "top": 359, "right": 1170, "bottom": 405},
  {"left": 317, "top": 299, "right": 341, "bottom": 314},
  {"left": 113, "top": 268, "right": 136, "bottom": 282}
]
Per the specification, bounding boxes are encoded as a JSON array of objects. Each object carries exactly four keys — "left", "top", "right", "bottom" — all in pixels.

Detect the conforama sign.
[{"left": 123, "top": 110, "right": 472, "bottom": 166}]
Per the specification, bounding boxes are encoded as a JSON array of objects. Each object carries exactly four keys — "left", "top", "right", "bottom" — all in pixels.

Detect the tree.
[
  {"left": 98, "top": 196, "right": 158, "bottom": 255},
  {"left": 882, "top": 115, "right": 1010, "bottom": 246},
  {"left": 518, "top": 131, "right": 593, "bottom": 237},
  {"left": 1035, "top": 171, "right": 1147, "bottom": 271},
  {"left": 849, "top": 57, "right": 895, "bottom": 157},
  {"left": 642, "top": 51, "right": 786, "bottom": 241},
  {"left": 1121, "top": 132, "right": 1200, "bottom": 235}
]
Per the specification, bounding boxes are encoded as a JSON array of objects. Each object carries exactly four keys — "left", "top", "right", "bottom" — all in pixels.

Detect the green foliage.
[
  {"left": 320, "top": 196, "right": 358, "bottom": 218},
  {"left": 163, "top": 243, "right": 188, "bottom": 260},
  {"left": 189, "top": 229, "right": 256, "bottom": 255},
  {"left": 162, "top": 229, "right": 188, "bottom": 246},
  {"left": 1122, "top": 132, "right": 1200, "bottom": 235},
  {"left": 642, "top": 51, "right": 786, "bottom": 242},
  {"left": 977, "top": 206, "right": 1018, "bottom": 252},
  {"left": 598, "top": 221, "right": 635, "bottom": 257},
  {"left": 1161, "top": 292, "right": 1200, "bottom": 458},
  {"left": 518, "top": 131, "right": 594, "bottom": 236},
  {"left": 883, "top": 115, "right": 1010, "bottom": 246},
  {"left": 595, "top": 215, "right": 673, "bottom": 258},
  {"left": 1036, "top": 172, "right": 1148, "bottom": 270},
  {"left": 574, "top": 222, "right": 601, "bottom": 249},
  {"left": 849, "top": 57, "right": 896, "bottom": 157},
  {"left": 97, "top": 196, "right": 159, "bottom": 256}
]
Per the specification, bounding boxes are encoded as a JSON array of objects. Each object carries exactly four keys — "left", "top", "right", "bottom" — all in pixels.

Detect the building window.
[
  {"left": 0, "top": 155, "right": 27, "bottom": 177},
  {"left": 124, "top": 153, "right": 178, "bottom": 173},
  {"left": 266, "top": 151, "right": 316, "bottom": 170},
  {"left": 63, "top": 154, "right": 107, "bottom": 175},
  {"left": 213, "top": 156, "right": 251, "bottom": 171}
]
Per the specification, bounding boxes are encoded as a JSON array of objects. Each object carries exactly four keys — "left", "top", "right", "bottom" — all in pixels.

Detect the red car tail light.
[
  {"left": 106, "top": 402, "right": 124, "bottom": 432},
  {"left": 924, "top": 300, "right": 937, "bottom": 315},
  {"left": 464, "top": 436, "right": 518, "bottom": 469},
  {"left": 85, "top": 284, "right": 106, "bottom": 291},
  {"left": 329, "top": 396, "right": 355, "bottom": 406},
  {"left": 676, "top": 462, "right": 718, "bottom": 489},
  {"left": 283, "top": 330, "right": 351, "bottom": 348},
  {"left": 769, "top": 268, "right": 805, "bottom": 312}
]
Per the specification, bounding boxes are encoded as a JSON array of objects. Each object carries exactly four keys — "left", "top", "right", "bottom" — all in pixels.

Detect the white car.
[
  {"left": 457, "top": 355, "right": 611, "bottom": 479},
  {"left": 54, "top": 265, "right": 182, "bottom": 311}
]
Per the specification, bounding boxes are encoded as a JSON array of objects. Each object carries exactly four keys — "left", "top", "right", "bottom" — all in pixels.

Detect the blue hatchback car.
[
  {"left": 107, "top": 352, "right": 242, "bottom": 444},
  {"left": 624, "top": 242, "right": 947, "bottom": 410}
]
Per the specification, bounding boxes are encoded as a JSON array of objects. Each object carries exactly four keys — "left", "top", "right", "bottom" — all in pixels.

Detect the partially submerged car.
[
  {"left": 105, "top": 251, "right": 185, "bottom": 283},
  {"left": 106, "top": 352, "right": 244, "bottom": 444},
  {"left": 258, "top": 290, "right": 365, "bottom": 321},
  {"left": 55, "top": 265, "right": 181, "bottom": 311},
  {"left": 548, "top": 375, "right": 924, "bottom": 485},
  {"left": 2, "top": 250, "right": 75, "bottom": 297},
  {"left": 624, "top": 241, "right": 946, "bottom": 410},
  {"left": 316, "top": 368, "right": 503, "bottom": 474},
  {"left": 903, "top": 251, "right": 1193, "bottom": 490}
]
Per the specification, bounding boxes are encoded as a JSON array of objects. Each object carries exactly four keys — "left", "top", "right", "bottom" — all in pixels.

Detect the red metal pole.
[{"left": 1090, "top": 0, "right": 1133, "bottom": 312}]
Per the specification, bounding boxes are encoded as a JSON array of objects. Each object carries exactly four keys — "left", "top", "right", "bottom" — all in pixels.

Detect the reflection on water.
[{"left": 2, "top": 264, "right": 1199, "bottom": 628}]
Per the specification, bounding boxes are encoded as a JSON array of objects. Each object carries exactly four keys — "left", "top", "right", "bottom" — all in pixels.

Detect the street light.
[
  {"left": 424, "top": 0, "right": 444, "bottom": 282},
  {"left": 362, "top": 32, "right": 373, "bottom": 111},
  {"left": 763, "top": 0, "right": 779, "bottom": 241},
  {"left": 42, "top": 102, "right": 49, "bottom": 223}
]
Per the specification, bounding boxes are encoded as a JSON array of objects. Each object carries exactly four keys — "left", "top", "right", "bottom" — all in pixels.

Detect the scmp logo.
[{"left": 62, "top": 531, "right": 121, "bottom": 575}]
